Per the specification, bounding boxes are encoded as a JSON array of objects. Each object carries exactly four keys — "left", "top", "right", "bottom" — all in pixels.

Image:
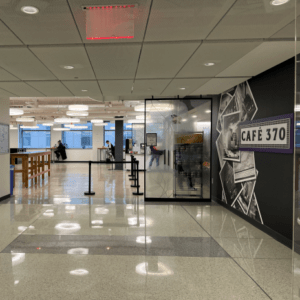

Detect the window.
[
  {"left": 19, "top": 124, "right": 51, "bottom": 149},
  {"left": 104, "top": 122, "right": 132, "bottom": 148},
  {"left": 62, "top": 123, "right": 93, "bottom": 149}
]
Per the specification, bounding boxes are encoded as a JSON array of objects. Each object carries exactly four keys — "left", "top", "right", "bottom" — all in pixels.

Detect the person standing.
[
  {"left": 149, "top": 146, "right": 162, "bottom": 170},
  {"left": 106, "top": 140, "right": 115, "bottom": 159},
  {"left": 54, "top": 140, "right": 67, "bottom": 160}
]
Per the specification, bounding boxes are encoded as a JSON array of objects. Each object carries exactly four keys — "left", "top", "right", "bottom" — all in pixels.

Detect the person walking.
[{"left": 148, "top": 146, "right": 163, "bottom": 170}]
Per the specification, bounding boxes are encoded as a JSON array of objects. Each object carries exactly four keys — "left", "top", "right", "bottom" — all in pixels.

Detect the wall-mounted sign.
[
  {"left": 238, "top": 113, "right": 293, "bottom": 154},
  {"left": 146, "top": 133, "right": 157, "bottom": 146}
]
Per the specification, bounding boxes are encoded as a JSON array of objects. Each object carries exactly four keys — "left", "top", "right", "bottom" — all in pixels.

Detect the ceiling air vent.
[{"left": 83, "top": 4, "right": 137, "bottom": 40}]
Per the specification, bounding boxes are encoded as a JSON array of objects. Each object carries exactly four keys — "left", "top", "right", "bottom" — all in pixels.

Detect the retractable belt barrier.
[{"left": 84, "top": 160, "right": 143, "bottom": 196}]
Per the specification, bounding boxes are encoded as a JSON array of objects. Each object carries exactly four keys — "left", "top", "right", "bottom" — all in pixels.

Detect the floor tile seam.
[{"left": 230, "top": 257, "right": 273, "bottom": 299}]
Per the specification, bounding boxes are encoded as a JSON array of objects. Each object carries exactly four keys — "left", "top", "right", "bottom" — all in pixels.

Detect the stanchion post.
[
  {"left": 129, "top": 157, "right": 136, "bottom": 181},
  {"left": 133, "top": 160, "right": 143, "bottom": 196},
  {"left": 128, "top": 155, "right": 134, "bottom": 177},
  {"left": 131, "top": 158, "right": 139, "bottom": 187},
  {"left": 84, "top": 161, "right": 96, "bottom": 196}
]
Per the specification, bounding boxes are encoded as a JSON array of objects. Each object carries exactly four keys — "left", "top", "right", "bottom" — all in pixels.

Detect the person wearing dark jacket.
[
  {"left": 54, "top": 140, "right": 67, "bottom": 160},
  {"left": 149, "top": 146, "right": 162, "bottom": 169}
]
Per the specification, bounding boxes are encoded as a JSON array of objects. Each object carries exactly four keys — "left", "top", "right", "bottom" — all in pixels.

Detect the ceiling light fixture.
[
  {"left": 134, "top": 103, "right": 174, "bottom": 112},
  {"left": 53, "top": 128, "right": 71, "bottom": 131},
  {"left": 204, "top": 62, "right": 215, "bottom": 67},
  {"left": 91, "top": 119, "right": 103, "bottom": 123},
  {"left": 68, "top": 105, "right": 89, "bottom": 111},
  {"left": 16, "top": 117, "right": 34, "bottom": 122},
  {"left": 64, "top": 66, "right": 74, "bottom": 70},
  {"left": 205, "top": 110, "right": 211, "bottom": 113},
  {"left": 42, "top": 123, "right": 54, "bottom": 126},
  {"left": 70, "top": 126, "right": 88, "bottom": 129},
  {"left": 54, "top": 118, "right": 80, "bottom": 123},
  {"left": 270, "top": 0, "right": 290, "bottom": 5},
  {"left": 20, "top": 126, "right": 39, "bottom": 129},
  {"left": 21, "top": 6, "right": 39, "bottom": 14},
  {"left": 10, "top": 108, "right": 24, "bottom": 116},
  {"left": 93, "top": 123, "right": 109, "bottom": 126},
  {"left": 81, "top": 90, "right": 88, "bottom": 92},
  {"left": 179, "top": 87, "right": 186, "bottom": 90},
  {"left": 66, "top": 111, "right": 89, "bottom": 117},
  {"left": 192, "top": 115, "right": 197, "bottom": 118}
]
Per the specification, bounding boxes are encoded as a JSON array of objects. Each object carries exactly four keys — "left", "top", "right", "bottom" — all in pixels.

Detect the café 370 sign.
[{"left": 238, "top": 113, "right": 294, "bottom": 154}]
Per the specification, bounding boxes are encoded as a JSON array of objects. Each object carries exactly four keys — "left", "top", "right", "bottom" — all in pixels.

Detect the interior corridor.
[{"left": 0, "top": 164, "right": 292, "bottom": 300}]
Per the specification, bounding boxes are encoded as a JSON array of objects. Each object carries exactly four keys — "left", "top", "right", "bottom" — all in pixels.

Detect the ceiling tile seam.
[
  {"left": 132, "top": 0, "right": 154, "bottom": 93},
  {"left": 0, "top": 66, "right": 22, "bottom": 81},
  {"left": 159, "top": 42, "right": 203, "bottom": 96},
  {"left": 0, "top": 87, "right": 18, "bottom": 97},
  {"left": 26, "top": 46, "right": 60, "bottom": 81},
  {"left": 21, "top": 82, "right": 47, "bottom": 97},
  {"left": 205, "top": 0, "right": 239, "bottom": 40},
  {"left": 83, "top": 45, "right": 104, "bottom": 99},
  {"left": 59, "top": 81, "right": 75, "bottom": 97},
  {"left": 65, "top": 0, "right": 104, "bottom": 99},
  {"left": 0, "top": 19, "right": 25, "bottom": 46}
]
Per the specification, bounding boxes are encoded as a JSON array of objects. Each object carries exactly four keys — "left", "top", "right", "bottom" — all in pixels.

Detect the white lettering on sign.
[{"left": 240, "top": 123, "right": 287, "bottom": 145}]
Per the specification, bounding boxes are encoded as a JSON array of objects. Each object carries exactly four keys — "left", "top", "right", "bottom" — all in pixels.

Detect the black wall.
[{"left": 212, "top": 58, "right": 294, "bottom": 242}]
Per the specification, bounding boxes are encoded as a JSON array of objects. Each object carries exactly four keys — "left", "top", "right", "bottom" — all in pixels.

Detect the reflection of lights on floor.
[
  {"left": 136, "top": 236, "right": 152, "bottom": 244},
  {"left": 70, "top": 269, "right": 89, "bottom": 276},
  {"left": 53, "top": 196, "right": 72, "bottom": 204},
  {"left": 135, "top": 262, "right": 173, "bottom": 276},
  {"left": 95, "top": 207, "right": 109, "bottom": 214},
  {"left": 196, "top": 213, "right": 201, "bottom": 218},
  {"left": 106, "top": 247, "right": 110, "bottom": 250},
  {"left": 28, "top": 225, "right": 35, "bottom": 230},
  {"left": 67, "top": 248, "right": 89, "bottom": 255},
  {"left": 43, "top": 211, "right": 54, "bottom": 217},
  {"left": 126, "top": 204, "right": 133, "bottom": 210},
  {"left": 128, "top": 217, "right": 153, "bottom": 227},
  {"left": 18, "top": 226, "right": 27, "bottom": 233},
  {"left": 11, "top": 253, "right": 25, "bottom": 266},
  {"left": 14, "top": 280, "right": 19, "bottom": 285},
  {"left": 65, "top": 205, "right": 76, "bottom": 211},
  {"left": 92, "top": 220, "right": 103, "bottom": 225},
  {"left": 55, "top": 222, "right": 81, "bottom": 234}
]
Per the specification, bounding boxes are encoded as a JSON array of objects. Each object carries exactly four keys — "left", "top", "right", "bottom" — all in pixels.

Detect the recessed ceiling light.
[
  {"left": 205, "top": 110, "right": 211, "bottom": 113},
  {"left": 68, "top": 105, "right": 89, "bottom": 111},
  {"left": 179, "top": 87, "right": 186, "bottom": 90},
  {"left": 21, "top": 6, "right": 39, "bottom": 14},
  {"left": 270, "top": 0, "right": 290, "bottom": 5},
  {"left": 54, "top": 118, "right": 80, "bottom": 123},
  {"left": 64, "top": 66, "right": 74, "bottom": 70},
  {"left": 182, "top": 119, "right": 187, "bottom": 122},
  {"left": 192, "top": 115, "right": 197, "bottom": 118},
  {"left": 81, "top": 90, "right": 88, "bottom": 92},
  {"left": 10, "top": 108, "right": 24, "bottom": 116},
  {"left": 204, "top": 62, "right": 215, "bottom": 67}
]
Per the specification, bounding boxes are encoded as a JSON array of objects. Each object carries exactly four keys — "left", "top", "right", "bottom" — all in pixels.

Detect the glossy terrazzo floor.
[{"left": 0, "top": 163, "right": 293, "bottom": 299}]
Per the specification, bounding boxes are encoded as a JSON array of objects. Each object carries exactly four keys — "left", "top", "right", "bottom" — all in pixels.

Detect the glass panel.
[
  {"left": 22, "top": 131, "right": 51, "bottom": 148},
  {"left": 145, "top": 99, "right": 211, "bottom": 200}
]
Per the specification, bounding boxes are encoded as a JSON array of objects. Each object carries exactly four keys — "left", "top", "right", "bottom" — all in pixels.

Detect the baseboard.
[
  {"left": 0, "top": 194, "right": 11, "bottom": 202},
  {"left": 213, "top": 197, "right": 292, "bottom": 249},
  {"left": 145, "top": 197, "right": 211, "bottom": 202}
]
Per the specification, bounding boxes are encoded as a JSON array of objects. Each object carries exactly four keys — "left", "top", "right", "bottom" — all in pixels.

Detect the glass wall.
[
  {"left": 145, "top": 99, "right": 211, "bottom": 200},
  {"left": 62, "top": 123, "right": 93, "bottom": 149}
]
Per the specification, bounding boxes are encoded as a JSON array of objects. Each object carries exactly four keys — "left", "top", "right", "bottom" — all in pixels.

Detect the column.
[{"left": 115, "top": 120, "right": 123, "bottom": 170}]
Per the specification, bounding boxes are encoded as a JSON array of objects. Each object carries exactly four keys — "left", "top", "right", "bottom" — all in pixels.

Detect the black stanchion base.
[
  {"left": 131, "top": 185, "right": 140, "bottom": 188},
  {"left": 133, "top": 192, "right": 144, "bottom": 196},
  {"left": 129, "top": 178, "right": 135, "bottom": 181},
  {"left": 128, "top": 175, "right": 133, "bottom": 177},
  {"left": 84, "top": 191, "right": 96, "bottom": 196}
]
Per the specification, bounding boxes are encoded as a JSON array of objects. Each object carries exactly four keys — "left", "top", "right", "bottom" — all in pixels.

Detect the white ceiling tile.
[
  {"left": 217, "top": 42, "right": 297, "bottom": 77},
  {"left": 145, "top": 0, "right": 236, "bottom": 41},
  {"left": 162, "top": 78, "right": 211, "bottom": 96},
  {"left": 0, "top": 82, "right": 45, "bottom": 97},
  {"left": 133, "top": 79, "right": 171, "bottom": 95},
  {"left": 26, "top": 81, "right": 73, "bottom": 97},
  {"left": 30, "top": 46, "right": 95, "bottom": 80},
  {"left": 68, "top": 0, "right": 150, "bottom": 44},
  {"left": 177, "top": 41, "right": 262, "bottom": 78},
  {"left": 99, "top": 80, "right": 134, "bottom": 96},
  {"left": 136, "top": 42, "right": 200, "bottom": 78},
  {"left": 0, "top": 88, "right": 17, "bottom": 98},
  {"left": 0, "top": 48, "right": 56, "bottom": 80},
  {"left": 86, "top": 44, "right": 141, "bottom": 79},
  {"left": 208, "top": 0, "right": 295, "bottom": 40},
  {"left": 0, "top": 21, "right": 22, "bottom": 45},
  {"left": 62, "top": 81, "right": 102, "bottom": 100},
  {"left": 190, "top": 78, "right": 250, "bottom": 95},
  {"left": 0, "top": 0, "right": 81, "bottom": 44}
]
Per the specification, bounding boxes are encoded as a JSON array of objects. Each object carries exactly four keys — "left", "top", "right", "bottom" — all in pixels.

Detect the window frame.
[
  {"left": 104, "top": 122, "right": 133, "bottom": 149},
  {"left": 62, "top": 123, "right": 93, "bottom": 149},
  {"left": 19, "top": 125, "right": 51, "bottom": 149}
]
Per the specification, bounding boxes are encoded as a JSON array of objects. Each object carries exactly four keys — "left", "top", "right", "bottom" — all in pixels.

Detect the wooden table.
[{"left": 11, "top": 151, "right": 51, "bottom": 188}]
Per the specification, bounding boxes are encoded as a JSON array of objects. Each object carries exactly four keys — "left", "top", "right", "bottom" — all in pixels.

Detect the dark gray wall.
[{"left": 212, "top": 58, "right": 294, "bottom": 242}]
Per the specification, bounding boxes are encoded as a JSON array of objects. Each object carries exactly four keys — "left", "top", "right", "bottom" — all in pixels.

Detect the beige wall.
[{"left": 0, "top": 99, "right": 10, "bottom": 198}]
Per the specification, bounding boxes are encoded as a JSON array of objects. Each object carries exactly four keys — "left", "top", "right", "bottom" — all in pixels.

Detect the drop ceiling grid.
[
  {"left": 0, "top": 82, "right": 46, "bottom": 97},
  {"left": 26, "top": 81, "right": 74, "bottom": 97},
  {"left": 62, "top": 80, "right": 103, "bottom": 100}
]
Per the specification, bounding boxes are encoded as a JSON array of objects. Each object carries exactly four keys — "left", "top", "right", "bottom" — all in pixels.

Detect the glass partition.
[{"left": 144, "top": 99, "right": 211, "bottom": 201}]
